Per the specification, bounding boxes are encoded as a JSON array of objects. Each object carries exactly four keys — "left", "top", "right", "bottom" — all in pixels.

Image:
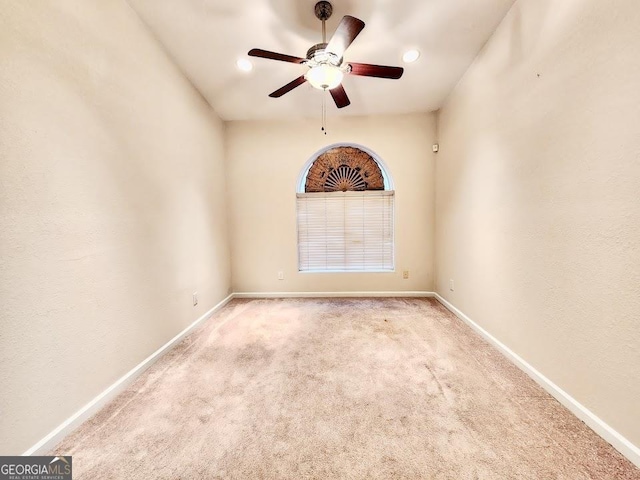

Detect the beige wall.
[
  {"left": 436, "top": 0, "right": 640, "bottom": 447},
  {"left": 226, "top": 114, "right": 436, "bottom": 293},
  {"left": 0, "top": 0, "right": 230, "bottom": 454}
]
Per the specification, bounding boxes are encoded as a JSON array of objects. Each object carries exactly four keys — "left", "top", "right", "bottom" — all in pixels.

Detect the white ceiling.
[{"left": 127, "top": 0, "right": 515, "bottom": 121}]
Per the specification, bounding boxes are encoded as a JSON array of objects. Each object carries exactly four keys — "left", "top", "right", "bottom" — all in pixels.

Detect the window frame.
[{"left": 296, "top": 143, "right": 396, "bottom": 274}]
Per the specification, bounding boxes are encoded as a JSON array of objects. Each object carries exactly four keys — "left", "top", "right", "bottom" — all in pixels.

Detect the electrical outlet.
[
  {"left": 277, "top": 271, "right": 284, "bottom": 280},
  {"left": 193, "top": 292, "right": 198, "bottom": 306},
  {"left": 449, "top": 280, "right": 454, "bottom": 292},
  {"left": 403, "top": 270, "right": 409, "bottom": 279}
]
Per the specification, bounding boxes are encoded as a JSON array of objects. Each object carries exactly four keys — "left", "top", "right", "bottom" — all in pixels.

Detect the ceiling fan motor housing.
[{"left": 306, "top": 43, "right": 341, "bottom": 66}]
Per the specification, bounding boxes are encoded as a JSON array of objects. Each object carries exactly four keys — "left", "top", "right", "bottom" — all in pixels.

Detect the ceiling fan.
[{"left": 248, "top": 1, "right": 404, "bottom": 109}]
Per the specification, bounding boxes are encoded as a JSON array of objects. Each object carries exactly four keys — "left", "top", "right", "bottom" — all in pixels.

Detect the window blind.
[{"left": 297, "top": 190, "right": 395, "bottom": 272}]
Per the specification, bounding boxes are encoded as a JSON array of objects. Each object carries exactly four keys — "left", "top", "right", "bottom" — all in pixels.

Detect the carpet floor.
[{"left": 51, "top": 298, "right": 639, "bottom": 479}]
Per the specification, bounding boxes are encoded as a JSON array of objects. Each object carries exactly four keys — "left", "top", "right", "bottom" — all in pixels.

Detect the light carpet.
[{"left": 51, "top": 298, "right": 640, "bottom": 479}]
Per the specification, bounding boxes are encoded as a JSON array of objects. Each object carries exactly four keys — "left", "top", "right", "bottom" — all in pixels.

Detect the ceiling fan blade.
[
  {"left": 269, "top": 76, "right": 307, "bottom": 98},
  {"left": 325, "top": 15, "right": 365, "bottom": 59},
  {"left": 248, "top": 48, "right": 305, "bottom": 64},
  {"left": 348, "top": 62, "right": 404, "bottom": 79},
  {"left": 330, "top": 84, "right": 351, "bottom": 109}
]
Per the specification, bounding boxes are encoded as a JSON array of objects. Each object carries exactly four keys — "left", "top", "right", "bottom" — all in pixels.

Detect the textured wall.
[
  {"left": 0, "top": 0, "right": 230, "bottom": 454},
  {"left": 226, "top": 114, "right": 436, "bottom": 293},
  {"left": 436, "top": 0, "right": 640, "bottom": 447}
]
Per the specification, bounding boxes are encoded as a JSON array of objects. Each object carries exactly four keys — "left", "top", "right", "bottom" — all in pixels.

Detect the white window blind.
[{"left": 297, "top": 190, "right": 395, "bottom": 272}]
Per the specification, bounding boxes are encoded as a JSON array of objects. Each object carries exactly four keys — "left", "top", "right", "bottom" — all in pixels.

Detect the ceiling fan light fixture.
[{"left": 305, "top": 64, "right": 344, "bottom": 90}]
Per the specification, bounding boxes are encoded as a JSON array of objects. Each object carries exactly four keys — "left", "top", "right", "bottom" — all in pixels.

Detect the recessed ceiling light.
[
  {"left": 236, "top": 58, "right": 253, "bottom": 72},
  {"left": 402, "top": 49, "right": 421, "bottom": 63}
]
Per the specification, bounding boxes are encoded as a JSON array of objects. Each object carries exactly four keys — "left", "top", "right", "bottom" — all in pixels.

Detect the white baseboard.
[
  {"left": 22, "top": 294, "right": 234, "bottom": 456},
  {"left": 233, "top": 291, "right": 436, "bottom": 299},
  {"left": 434, "top": 293, "right": 640, "bottom": 469}
]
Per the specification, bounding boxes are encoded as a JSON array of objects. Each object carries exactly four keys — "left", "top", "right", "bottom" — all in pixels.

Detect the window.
[{"left": 296, "top": 145, "right": 395, "bottom": 272}]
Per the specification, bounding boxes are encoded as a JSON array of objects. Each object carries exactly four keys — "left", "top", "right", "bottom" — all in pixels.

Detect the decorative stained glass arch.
[
  {"left": 304, "top": 146, "right": 385, "bottom": 192},
  {"left": 297, "top": 143, "right": 393, "bottom": 193}
]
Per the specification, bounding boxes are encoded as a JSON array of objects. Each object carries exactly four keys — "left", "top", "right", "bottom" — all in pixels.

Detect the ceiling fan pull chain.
[{"left": 322, "top": 90, "right": 327, "bottom": 135}]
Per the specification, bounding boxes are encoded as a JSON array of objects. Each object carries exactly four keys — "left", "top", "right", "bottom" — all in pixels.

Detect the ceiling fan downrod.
[{"left": 315, "top": 1, "right": 333, "bottom": 43}]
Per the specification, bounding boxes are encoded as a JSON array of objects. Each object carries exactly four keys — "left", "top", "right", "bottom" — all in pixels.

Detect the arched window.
[{"left": 296, "top": 144, "right": 395, "bottom": 272}]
